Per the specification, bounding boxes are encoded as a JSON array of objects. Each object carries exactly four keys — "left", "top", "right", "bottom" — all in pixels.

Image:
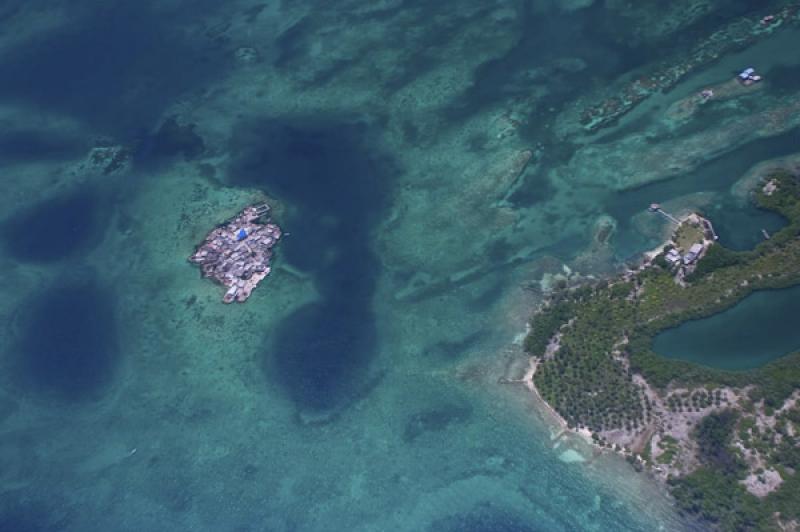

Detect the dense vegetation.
[
  {"left": 532, "top": 171, "right": 800, "bottom": 404},
  {"left": 670, "top": 411, "right": 765, "bottom": 530},
  {"left": 522, "top": 297, "right": 574, "bottom": 356},
  {"left": 525, "top": 172, "right": 800, "bottom": 530},
  {"left": 533, "top": 282, "right": 646, "bottom": 433},
  {"left": 694, "top": 410, "right": 741, "bottom": 472},
  {"left": 670, "top": 466, "right": 767, "bottom": 530},
  {"left": 670, "top": 406, "right": 800, "bottom": 530}
]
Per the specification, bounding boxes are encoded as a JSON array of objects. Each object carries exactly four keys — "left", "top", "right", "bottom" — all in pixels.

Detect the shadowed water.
[
  {"left": 2, "top": 187, "right": 102, "bottom": 263},
  {"left": 0, "top": 128, "right": 84, "bottom": 163},
  {"left": 430, "top": 504, "right": 542, "bottom": 532},
  {"left": 0, "top": 1, "right": 228, "bottom": 134},
  {"left": 229, "top": 119, "right": 391, "bottom": 412},
  {"left": 13, "top": 276, "right": 118, "bottom": 400}
]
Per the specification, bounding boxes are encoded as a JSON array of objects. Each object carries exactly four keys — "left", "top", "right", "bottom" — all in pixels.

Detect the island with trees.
[{"left": 524, "top": 169, "right": 800, "bottom": 531}]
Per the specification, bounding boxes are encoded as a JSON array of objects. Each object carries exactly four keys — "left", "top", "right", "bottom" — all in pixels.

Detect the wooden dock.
[{"left": 648, "top": 203, "right": 680, "bottom": 224}]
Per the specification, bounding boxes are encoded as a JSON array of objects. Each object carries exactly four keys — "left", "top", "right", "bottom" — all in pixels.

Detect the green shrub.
[{"left": 686, "top": 245, "right": 749, "bottom": 282}]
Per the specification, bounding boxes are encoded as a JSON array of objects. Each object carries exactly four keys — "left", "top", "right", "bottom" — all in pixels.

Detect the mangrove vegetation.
[{"left": 525, "top": 170, "right": 800, "bottom": 530}]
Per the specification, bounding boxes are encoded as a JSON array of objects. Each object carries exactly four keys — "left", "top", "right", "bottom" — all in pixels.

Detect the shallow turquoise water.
[
  {"left": 0, "top": 1, "right": 798, "bottom": 530},
  {"left": 653, "top": 285, "right": 800, "bottom": 371}
]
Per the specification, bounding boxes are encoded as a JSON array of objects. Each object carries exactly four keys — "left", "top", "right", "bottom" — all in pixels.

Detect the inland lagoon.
[{"left": 653, "top": 284, "right": 800, "bottom": 370}]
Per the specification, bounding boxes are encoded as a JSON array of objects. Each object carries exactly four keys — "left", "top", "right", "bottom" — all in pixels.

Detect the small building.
[
  {"left": 737, "top": 67, "right": 761, "bottom": 85},
  {"left": 665, "top": 249, "right": 681, "bottom": 265},
  {"left": 683, "top": 243, "right": 704, "bottom": 265}
]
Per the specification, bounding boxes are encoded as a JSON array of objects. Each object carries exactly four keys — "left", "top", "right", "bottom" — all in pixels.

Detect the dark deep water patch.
[
  {"left": 0, "top": 1, "right": 228, "bottom": 135},
  {"left": 652, "top": 284, "right": 800, "bottom": 370},
  {"left": 133, "top": 117, "right": 207, "bottom": 168},
  {"left": 266, "top": 302, "right": 378, "bottom": 413},
  {"left": 0, "top": 500, "right": 59, "bottom": 532},
  {"left": 273, "top": 3, "right": 492, "bottom": 93},
  {"left": 146, "top": 117, "right": 206, "bottom": 161},
  {"left": 429, "top": 504, "right": 540, "bottom": 532},
  {"left": 444, "top": 1, "right": 648, "bottom": 126},
  {"left": 13, "top": 277, "right": 119, "bottom": 401},
  {"left": 507, "top": 166, "right": 556, "bottom": 208},
  {"left": 2, "top": 187, "right": 103, "bottom": 263},
  {"left": 767, "top": 62, "right": 800, "bottom": 96},
  {"left": 0, "top": 129, "right": 84, "bottom": 163},
  {"left": 229, "top": 118, "right": 394, "bottom": 412}
]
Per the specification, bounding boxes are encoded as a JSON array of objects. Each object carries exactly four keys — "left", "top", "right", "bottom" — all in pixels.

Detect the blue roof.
[{"left": 236, "top": 228, "right": 248, "bottom": 241}]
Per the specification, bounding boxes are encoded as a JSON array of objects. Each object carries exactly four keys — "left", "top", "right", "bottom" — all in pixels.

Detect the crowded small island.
[
  {"left": 189, "top": 203, "right": 281, "bottom": 303},
  {"left": 524, "top": 169, "right": 800, "bottom": 530}
]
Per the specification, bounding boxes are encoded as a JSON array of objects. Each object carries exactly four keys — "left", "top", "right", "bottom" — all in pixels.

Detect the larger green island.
[{"left": 524, "top": 169, "right": 800, "bottom": 531}]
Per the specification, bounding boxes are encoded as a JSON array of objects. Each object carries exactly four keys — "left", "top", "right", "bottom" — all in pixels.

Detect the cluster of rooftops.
[
  {"left": 189, "top": 203, "right": 281, "bottom": 303},
  {"left": 665, "top": 243, "right": 704, "bottom": 266},
  {"left": 737, "top": 67, "right": 762, "bottom": 86}
]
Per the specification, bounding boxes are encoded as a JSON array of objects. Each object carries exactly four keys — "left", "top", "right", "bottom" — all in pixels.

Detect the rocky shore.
[{"left": 189, "top": 203, "right": 281, "bottom": 303}]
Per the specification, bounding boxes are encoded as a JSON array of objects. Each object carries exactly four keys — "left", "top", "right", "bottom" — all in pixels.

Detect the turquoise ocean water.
[{"left": 1, "top": 1, "right": 799, "bottom": 530}]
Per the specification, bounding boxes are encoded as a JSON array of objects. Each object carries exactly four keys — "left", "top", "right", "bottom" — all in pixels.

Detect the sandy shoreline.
[{"left": 520, "top": 356, "right": 602, "bottom": 450}]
